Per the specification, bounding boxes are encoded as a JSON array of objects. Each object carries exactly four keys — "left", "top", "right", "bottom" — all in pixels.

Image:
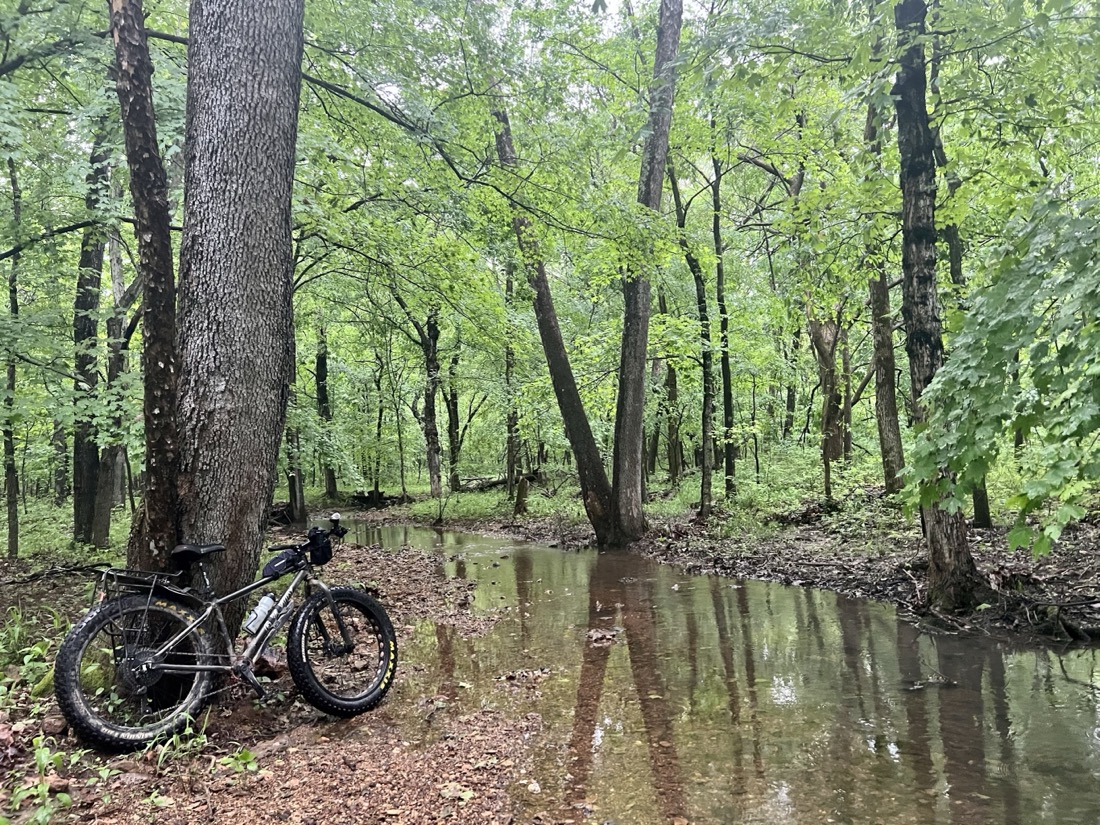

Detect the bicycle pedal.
[{"left": 237, "top": 666, "right": 267, "bottom": 699}]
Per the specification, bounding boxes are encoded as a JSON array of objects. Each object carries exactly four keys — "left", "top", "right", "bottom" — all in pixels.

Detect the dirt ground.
[{"left": 2, "top": 501, "right": 1099, "bottom": 824}]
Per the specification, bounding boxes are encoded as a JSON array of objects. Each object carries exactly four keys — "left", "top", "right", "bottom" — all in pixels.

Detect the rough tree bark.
[
  {"left": 73, "top": 135, "right": 109, "bottom": 544},
  {"left": 612, "top": 0, "right": 683, "bottom": 543},
  {"left": 893, "top": 0, "right": 981, "bottom": 610},
  {"left": 110, "top": 0, "right": 179, "bottom": 569},
  {"left": 174, "top": 0, "right": 305, "bottom": 626}
]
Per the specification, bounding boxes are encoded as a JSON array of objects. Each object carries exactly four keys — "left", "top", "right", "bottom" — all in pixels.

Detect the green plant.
[
  {"left": 217, "top": 745, "right": 259, "bottom": 774},
  {"left": 147, "top": 716, "right": 211, "bottom": 773},
  {"left": 3, "top": 737, "right": 78, "bottom": 825}
]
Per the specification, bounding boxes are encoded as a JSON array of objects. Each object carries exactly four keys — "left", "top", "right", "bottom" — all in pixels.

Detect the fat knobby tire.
[
  {"left": 287, "top": 586, "right": 397, "bottom": 717},
  {"left": 54, "top": 595, "right": 213, "bottom": 750}
]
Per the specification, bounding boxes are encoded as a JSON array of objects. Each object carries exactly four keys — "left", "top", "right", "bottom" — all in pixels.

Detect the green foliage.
[{"left": 909, "top": 197, "right": 1100, "bottom": 552}]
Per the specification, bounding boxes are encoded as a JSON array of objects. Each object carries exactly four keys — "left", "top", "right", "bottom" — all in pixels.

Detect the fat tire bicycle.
[{"left": 53, "top": 514, "right": 397, "bottom": 750}]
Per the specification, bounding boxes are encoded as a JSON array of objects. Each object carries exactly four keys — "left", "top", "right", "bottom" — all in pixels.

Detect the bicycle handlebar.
[{"left": 268, "top": 513, "right": 347, "bottom": 553}]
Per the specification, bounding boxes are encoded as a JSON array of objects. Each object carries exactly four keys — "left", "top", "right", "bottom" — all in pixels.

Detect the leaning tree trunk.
[
  {"left": 612, "top": 0, "right": 683, "bottom": 544},
  {"left": 492, "top": 107, "right": 614, "bottom": 544},
  {"left": 174, "top": 0, "right": 305, "bottom": 630},
  {"left": 110, "top": 0, "right": 179, "bottom": 569},
  {"left": 4, "top": 159, "right": 20, "bottom": 559},
  {"left": 893, "top": 0, "right": 980, "bottom": 611},
  {"left": 73, "top": 135, "right": 109, "bottom": 545}
]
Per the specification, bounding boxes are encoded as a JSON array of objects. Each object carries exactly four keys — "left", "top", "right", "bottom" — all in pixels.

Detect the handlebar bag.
[{"left": 307, "top": 527, "right": 334, "bottom": 566}]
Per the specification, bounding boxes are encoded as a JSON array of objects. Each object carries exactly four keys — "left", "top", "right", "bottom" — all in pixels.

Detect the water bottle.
[{"left": 243, "top": 593, "right": 276, "bottom": 635}]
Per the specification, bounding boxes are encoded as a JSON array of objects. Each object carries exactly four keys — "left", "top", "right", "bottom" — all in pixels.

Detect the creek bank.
[{"left": 352, "top": 501, "right": 1100, "bottom": 645}]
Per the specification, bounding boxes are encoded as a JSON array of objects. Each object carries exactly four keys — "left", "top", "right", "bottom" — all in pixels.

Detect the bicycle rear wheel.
[
  {"left": 54, "top": 595, "right": 213, "bottom": 750},
  {"left": 287, "top": 587, "right": 397, "bottom": 717}
]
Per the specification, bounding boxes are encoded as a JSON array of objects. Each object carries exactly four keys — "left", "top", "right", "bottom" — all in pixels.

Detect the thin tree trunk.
[
  {"left": 174, "top": 0, "right": 305, "bottom": 629},
  {"left": 668, "top": 167, "right": 713, "bottom": 520},
  {"left": 893, "top": 0, "right": 980, "bottom": 611},
  {"left": 4, "top": 159, "right": 20, "bottom": 559},
  {"left": 929, "top": 30, "right": 992, "bottom": 528},
  {"left": 91, "top": 216, "right": 136, "bottom": 547},
  {"left": 373, "top": 361, "right": 384, "bottom": 496},
  {"left": 493, "top": 108, "right": 614, "bottom": 543},
  {"left": 711, "top": 141, "right": 736, "bottom": 497},
  {"left": 109, "top": 0, "right": 179, "bottom": 569},
  {"left": 316, "top": 328, "right": 338, "bottom": 499},
  {"left": 504, "top": 262, "right": 519, "bottom": 499},
  {"left": 612, "top": 0, "right": 683, "bottom": 543},
  {"left": 285, "top": 392, "right": 307, "bottom": 524},
  {"left": 808, "top": 317, "right": 843, "bottom": 500},
  {"left": 864, "top": 0, "right": 905, "bottom": 495},
  {"left": 445, "top": 349, "right": 461, "bottom": 492},
  {"left": 73, "top": 135, "right": 109, "bottom": 545},
  {"left": 783, "top": 332, "right": 798, "bottom": 439},
  {"left": 869, "top": 268, "right": 905, "bottom": 492},
  {"left": 52, "top": 421, "right": 68, "bottom": 506}
]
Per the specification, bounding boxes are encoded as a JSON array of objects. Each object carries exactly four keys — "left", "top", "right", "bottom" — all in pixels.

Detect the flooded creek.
[{"left": 349, "top": 524, "right": 1100, "bottom": 824}]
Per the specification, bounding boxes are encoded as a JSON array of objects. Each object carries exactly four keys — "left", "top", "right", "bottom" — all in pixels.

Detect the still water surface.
[{"left": 346, "top": 523, "right": 1100, "bottom": 824}]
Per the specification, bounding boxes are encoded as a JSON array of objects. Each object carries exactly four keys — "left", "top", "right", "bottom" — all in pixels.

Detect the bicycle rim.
[
  {"left": 300, "top": 596, "right": 390, "bottom": 701},
  {"left": 70, "top": 600, "right": 209, "bottom": 738}
]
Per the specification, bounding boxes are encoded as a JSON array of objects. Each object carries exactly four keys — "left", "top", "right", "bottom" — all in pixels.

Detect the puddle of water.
[{"left": 353, "top": 524, "right": 1100, "bottom": 825}]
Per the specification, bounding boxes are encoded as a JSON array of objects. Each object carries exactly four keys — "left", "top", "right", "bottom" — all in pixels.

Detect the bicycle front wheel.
[
  {"left": 287, "top": 586, "right": 397, "bottom": 717},
  {"left": 54, "top": 595, "right": 213, "bottom": 750}
]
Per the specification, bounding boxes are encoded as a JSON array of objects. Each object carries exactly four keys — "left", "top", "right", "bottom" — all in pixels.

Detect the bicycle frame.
[{"left": 130, "top": 562, "right": 339, "bottom": 680}]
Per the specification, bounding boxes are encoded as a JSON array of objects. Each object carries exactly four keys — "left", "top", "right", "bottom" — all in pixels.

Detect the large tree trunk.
[
  {"left": 174, "top": 0, "right": 305, "bottom": 629},
  {"left": 4, "top": 159, "right": 20, "bottom": 559},
  {"left": 612, "top": 0, "right": 683, "bottom": 543},
  {"left": 73, "top": 136, "right": 109, "bottom": 545},
  {"left": 493, "top": 108, "right": 614, "bottom": 544},
  {"left": 316, "top": 328, "right": 338, "bottom": 498},
  {"left": 893, "top": 0, "right": 980, "bottom": 611},
  {"left": 110, "top": 0, "right": 179, "bottom": 569}
]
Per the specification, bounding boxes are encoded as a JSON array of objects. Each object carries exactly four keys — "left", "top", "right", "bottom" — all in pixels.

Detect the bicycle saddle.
[{"left": 172, "top": 543, "right": 227, "bottom": 566}]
